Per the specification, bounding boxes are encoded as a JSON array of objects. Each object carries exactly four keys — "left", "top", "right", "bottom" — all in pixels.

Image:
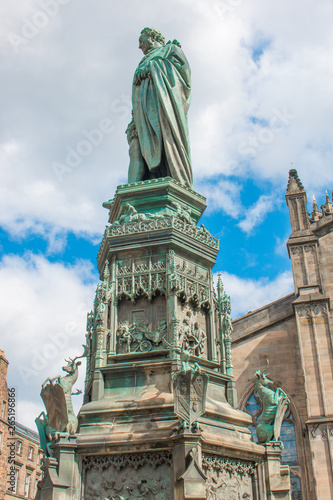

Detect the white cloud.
[
  {"left": 0, "top": 0, "right": 332, "bottom": 431},
  {"left": 16, "top": 399, "right": 44, "bottom": 431},
  {"left": 216, "top": 270, "right": 294, "bottom": 318},
  {"left": 0, "top": 0, "right": 332, "bottom": 240},
  {"left": 196, "top": 178, "right": 243, "bottom": 218},
  {"left": 238, "top": 193, "right": 279, "bottom": 234},
  {"left": 0, "top": 253, "right": 97, "bottom": 429}
]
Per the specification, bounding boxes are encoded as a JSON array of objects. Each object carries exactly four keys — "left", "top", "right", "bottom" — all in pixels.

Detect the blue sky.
[{"left": 1, "top": 0, "right": 333, "bottom": 429}]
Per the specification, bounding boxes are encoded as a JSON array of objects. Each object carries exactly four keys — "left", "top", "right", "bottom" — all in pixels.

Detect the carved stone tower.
[{"left": 286, "top": 169, "right": 333, "bottom": 498}]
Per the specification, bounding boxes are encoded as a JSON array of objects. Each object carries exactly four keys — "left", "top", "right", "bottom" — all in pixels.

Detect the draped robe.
[{"left": 131, "top": 41, "right": 192, "bottom": 188}]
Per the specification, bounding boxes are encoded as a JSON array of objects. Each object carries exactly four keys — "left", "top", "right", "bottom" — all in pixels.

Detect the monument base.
[{"left": 36, "top": 179, "right": 291, "bottom": 499}]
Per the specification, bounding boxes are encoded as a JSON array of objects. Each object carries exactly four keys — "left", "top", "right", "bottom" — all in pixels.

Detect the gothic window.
[{"left": 244, "top": 392, "right": 302, "bottom": 500}]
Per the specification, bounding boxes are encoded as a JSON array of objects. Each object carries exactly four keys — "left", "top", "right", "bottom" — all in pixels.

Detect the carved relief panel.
[
  {"left": 178, "top": 304, "right": 208, "bottom": 357},
  {"left": 202, "top": 453, "right": 256, "bottom": 500},
  {"left": 117, "top": 296, "right": 167, "bottom": 353},
  {"left": 83, "top": 451, "right": 173, "bottom": 500}
]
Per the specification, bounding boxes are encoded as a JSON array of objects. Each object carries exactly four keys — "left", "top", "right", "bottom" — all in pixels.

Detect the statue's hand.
[{"left": 134, "top": 66, "right": 151, "bottom": 85}]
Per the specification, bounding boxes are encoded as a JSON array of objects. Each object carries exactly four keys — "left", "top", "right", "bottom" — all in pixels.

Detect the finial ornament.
[
  {"left": 311, "top": 194, "right": 322, "bottom": 221},
  {"left": 286, "top": 169, "right": 305, "bottom": 194}
]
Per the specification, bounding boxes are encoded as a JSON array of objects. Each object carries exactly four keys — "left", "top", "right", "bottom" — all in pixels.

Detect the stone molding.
[
  {"left": 202, "top": 452, "right": 257, "bottom": 476},
  {"left": 108, "top": 215, "right": 218, "bottom": 247},
  {"left": 97, "top": 215, "right": 219, "bottom": 271},
  {"left": 296, "top": 302, "right": 329, "bottom": 318},
  {"left": 308, "top": 422, "right": 333, "bottom": 440},
  {"left": 82, "top": 450, "right": 173, "bottom": 471}
]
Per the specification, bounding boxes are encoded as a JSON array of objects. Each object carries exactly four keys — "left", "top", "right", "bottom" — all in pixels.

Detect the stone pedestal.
[
  {"left": 37, "top": 178, "right": 291, "bottom": 499},
  {"left": 173, "top": 427, "right": 206, "bottom": 500},
  {"left": 262, "top": 442, "right": 291, "bottom": 499},
  {"left": 36, "top": 435, "right": 80, "bottom": 500}
]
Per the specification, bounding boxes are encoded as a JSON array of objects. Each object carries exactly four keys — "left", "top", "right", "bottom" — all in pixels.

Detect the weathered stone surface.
[
  {"left": 202, "top": 453, "right": 256, "bottom": 499},
  {"left": 83, "top": 451, "right": 173, "bottom": 499},
  {"left": 232, "top": 169, "right": 333, "bottom": 499},
  {"left": 38, "top": 177, "right": 291, "bottom": 499}
]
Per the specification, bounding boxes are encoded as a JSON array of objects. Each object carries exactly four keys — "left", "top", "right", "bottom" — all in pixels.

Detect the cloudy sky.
[{"left": 1, "top": 0, "right": 333, "bottom": 430}]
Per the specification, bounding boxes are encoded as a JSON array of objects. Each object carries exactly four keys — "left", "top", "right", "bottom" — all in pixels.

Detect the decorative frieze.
[
  {"left": 308, "top": 422, "right": 333, "bottom": 440},
  {"left": 117, "top": 256, "right": 166, "bottom": 302},
  {"left": 296, "top": 302, "right": 329, "bottom": 318},
  {"left": 101, "top": 214, "right": 218, "bottom": 249},
  {"left": 83, "top": 450, "right": 172, "bottom": 471},
  {"left": 167, "top": 251, "right": 211, "bottom": 309},
  {"left": 202, "top": 453, "right": 257, "bottom": 476}
]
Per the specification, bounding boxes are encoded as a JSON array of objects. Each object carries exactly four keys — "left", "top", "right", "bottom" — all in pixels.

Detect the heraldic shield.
[
  {"left": 274, "top": 394, "right": 289, "bottom": 441},
  {"left": 41, "top": 382, "right": 68, "bottom": 432},
  {"left": 173, "top": 370, "right": 209, "bottom": 426}
]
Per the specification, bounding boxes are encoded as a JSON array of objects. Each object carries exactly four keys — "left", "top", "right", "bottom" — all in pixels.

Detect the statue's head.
[
  {"left": 255, "top": 369, "right": 274, "bottom": 386},
  {"left": 139, "top": 27, "right": 165, "bottom": 55}
]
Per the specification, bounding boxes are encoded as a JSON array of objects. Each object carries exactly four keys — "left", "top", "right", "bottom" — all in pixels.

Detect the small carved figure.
[
  {"left": 199, "top": 223, "right": 209, "bottom": 235},
  {"left": 118, "top": 203, "right": 156, "bottom": 225},
  {"left": 118, "top": 322, "right": 137, "bottom": 353},
  {"left": 206, "top": 476, "right": 225, "bottom": 500},
  {"left": 163, "top": 337, "right": 200, "bottom": 374},
  {"left": 187, "top": 322, "right": 206, "bottom": 356},
  {"left": 86, "top": 310, "right": 94, "bottom": 332},
  {"left": 171, "top": 201, "right": 192, "bottom": 223},
  {"left": 255, "top": 365, "right": 290, "bottom": 443}
]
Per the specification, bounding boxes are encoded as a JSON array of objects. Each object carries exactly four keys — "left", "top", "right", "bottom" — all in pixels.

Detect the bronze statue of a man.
[{"left": 126, "top": 27, "right": 193, "bottom": 188}]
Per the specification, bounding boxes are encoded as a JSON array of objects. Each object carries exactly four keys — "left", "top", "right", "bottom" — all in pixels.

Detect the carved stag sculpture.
[
  {"left": 255, "top": 367, "right": 289, "bottom": 443},
  {"left": 40, "top": 345, "right": 88, "bottom": 435}
]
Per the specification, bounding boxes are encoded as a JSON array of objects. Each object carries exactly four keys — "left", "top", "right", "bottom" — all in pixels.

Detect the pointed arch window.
[{"left": 244, "top": 392, "right": 302, "bottom": 500}]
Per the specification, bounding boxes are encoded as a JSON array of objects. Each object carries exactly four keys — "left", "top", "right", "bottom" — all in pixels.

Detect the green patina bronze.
[
  {"left": 127, "top": 27, "right": 192, "bottom": 187},
  {"left": 35, "top": 28, "right": 293, "bottom": 498},
  {"left": 255, "top": 367, "right": 290, "bottom": 443}
]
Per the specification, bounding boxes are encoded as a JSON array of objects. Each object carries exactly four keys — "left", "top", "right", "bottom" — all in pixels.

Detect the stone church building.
[{"left": 232, "top": 169, "right": 333, "bottom": 500}]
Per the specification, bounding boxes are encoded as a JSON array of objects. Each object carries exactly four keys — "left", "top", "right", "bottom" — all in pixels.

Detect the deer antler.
[{"left": 72, "top": 344, "right": 89, "bottom": 363}]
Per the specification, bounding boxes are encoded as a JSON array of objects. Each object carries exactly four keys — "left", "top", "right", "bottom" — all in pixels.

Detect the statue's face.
[{"left": 139, "top": 33, "right": 154, "bottom": 55}]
